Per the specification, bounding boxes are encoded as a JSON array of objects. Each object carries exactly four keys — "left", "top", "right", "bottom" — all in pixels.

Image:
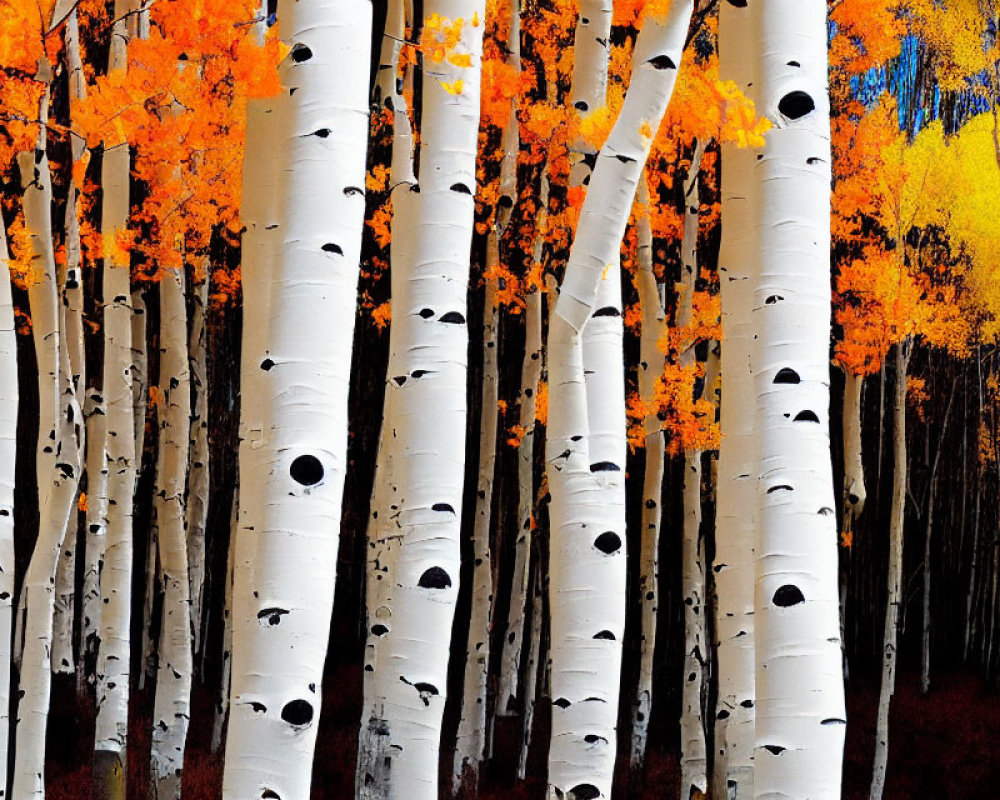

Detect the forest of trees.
[{"left": 0, "top": 0, "right": 999, "bottom": 798}]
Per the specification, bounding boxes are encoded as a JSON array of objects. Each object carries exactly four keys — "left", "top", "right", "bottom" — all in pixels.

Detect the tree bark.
[
  {"left": 752, "top": 3, "right": 847, "bottom": 797},
  {"left": 545, "top": 6, "right": 692, "bottom": 797}
]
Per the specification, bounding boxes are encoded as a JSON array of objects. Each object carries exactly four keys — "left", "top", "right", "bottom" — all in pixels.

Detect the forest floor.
[{"left": 43, "top": 664, "right": 1000, "bottom": 799}]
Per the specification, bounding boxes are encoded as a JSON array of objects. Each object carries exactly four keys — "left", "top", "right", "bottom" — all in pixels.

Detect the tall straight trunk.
[
  {"left": 149, "top": 264, "right": 193, "bottom": 799},
  {"left": 965, "top": 348, "right": 983, "bottom": 660},
  {"left": 518, "top": 540, "right": 544, "bottom": 780},
  {"left": 714, "top": 2, "right": 757, "bottom": 795},
  {"left": 870, "top": 341, "right": 910, "bottom": 800},
  {"left": 453, "top": 8, "right": 518, "bottom": 786},
  {"left": 357, "top": 14, "right": 414, "bottom": 793},
  {"left": 187, "top": 268, "right": 210, "bottom": 660},
  {"left": 131, "top": 287, "right": 148, "bottom": 468},
  {"left": 453, "top": 271, "right": 500, "bottom": 797},
  {"left": 545, "top": 6, "right": 692, "bottom": 797},
  {"left": 630, "top": 172, "right": 665, "bottom": 777},
  {"left": 225, "top": 1, "right": 371, "bottom": 796},
  {"left": 80, "top": 382, "right": 108, "bottom": 691},
  {"left": 13, "top": 62, "right": 84, "bottom": 799},
  {"left": 94, "top": 4, "right": 138, "bottom": 794},
  {"left": 212, "top": 481, "right": 238, "bottom": 754},
  {"left": 751, "top": 3, "right": 846, "bottom": 797},
  {"left": 678, "top": 143, "right": 708, "bottom": 799},
  {"left": 359, "top": 5, "right": 484, "bottom": 797},
  {"left": 0, "top": 215, "right": 18, "bottom": 796},
  {"left": 920, "top": 384, "right": 956, "bottom": 695}
]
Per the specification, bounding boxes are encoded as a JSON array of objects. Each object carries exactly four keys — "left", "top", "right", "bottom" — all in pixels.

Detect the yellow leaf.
[{"left": 441, "top": 78, "right": 464, "bottom": 95}]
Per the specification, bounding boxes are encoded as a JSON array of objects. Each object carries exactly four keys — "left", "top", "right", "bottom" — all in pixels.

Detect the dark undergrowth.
[{"left": 43, "top": 666, "right": 999, "bottom": 799}]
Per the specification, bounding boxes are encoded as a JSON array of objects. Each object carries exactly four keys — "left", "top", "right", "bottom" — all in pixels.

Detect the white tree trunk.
[
  {"left": 714, "top": 2, "right": 758, "bottom": 794},
  {"left": 187, "top": 268, "right": 210, "bottom": 659},
  {"left": 223, "top": 2, "right": 371, "bottom": 796},
  {"left": 678, "top": 142, "right": 708, "bottom": 799},
  {"left": 80, "top": 383, "right": 108, "bottom": 689},
  {"left": 752, "top": 3, "right": 846, "bottom": 797},
  {"left": 358, "top": 4, "right": 484, "bottom": 797},
  {"left": 842, "top": 370, "right": 866, "bottom": 535},
  {"left": 132, "top": 287, "right": 148, "bottom": 466},
  {"left": 13, "top": 65, "right": 84, "bottom": 798},
  {"left": 0, "top": 213, "right": 19, "bottom": 798},
  {"left": 630, "top": 171, "right": 664, "bottom": 776},
  {"left": 150, "top": 264, "right": 193, "bottom": 800},
  {"left": 870, "top": 342, "right": 909, "bottom": 800},
  {"left": 94, "top": 5, "right": 138, "bottom": 793},
  {"left": 545, "top": 6, "right": 692, "bottom": 797},
  {"left": 454, "top": 6, "right": 518, "bottom": 787}
]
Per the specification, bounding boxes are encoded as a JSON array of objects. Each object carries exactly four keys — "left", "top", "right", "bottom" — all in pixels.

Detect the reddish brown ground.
[{"left": 44, "top": 666, "right": 999, "bottom": 799}]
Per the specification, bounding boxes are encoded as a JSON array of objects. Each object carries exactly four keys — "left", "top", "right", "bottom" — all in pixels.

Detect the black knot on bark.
[
  {"left": 371, "top": 623, "right": 388, "bottom": 636},
  {"left": 290, "top": 44, "right": 312, "bottom": 62},
  {"left": 778, "top": 91, "right": 815, "bottom": 120},
  {"left": 290, "top": 454, "right": 324, "bottom": 486},
  {"left": 281, "top": 699, "right": 314, "bottom": 726},
  {"left": 569, "top": 783, "right": 601, "bottom": 800},
  {"left": 773, "top": 584, "right": 805, "bottom": 607},
  {"left": 417, "top": 566, "right": 452, "bottom": 589},
  {"left": 450, "top": 183, "right": 473, "bottom": 195},
  {"left": 794, "top": 410, "right": 820, "bottom": 423},
  {"left": 593, "top": 307, "right": 620, "bottom": 317},
  {"left": 321, "top": 243, "right": 342, "bottom": 254},
  {"left": 589, "top": 461, "right": 620, "bottom": 473},
  {"left": 593, "top": 630, "right": 616, "bottom": 640},
  {"left": 647, "top": 54, "right": 676, "bottom": 70},
  {"left": 574, "top": 101, "right": 589, "bottom": 112},
  {"left": 764, "top": 745, "right": 786, "bottom": 755},
  {"left": 593, "top": 531, "right": 622, "bottom": 554},
  {"left": 419, "top": 308, "right": 434, "bottom": 318},
  {"left": 431, "top": 503, "right": 455, "bottom": 513},
  {"left": 773, "top": 367, "right": 800, "bottom": 384},
  {"left": 343, "top": 186, "right": 363, "bottom": 196},
  {"left": 552, "top": 697, "right": 571, "bottom": 709},
  {"left": 439, "top": 311, "right": 466, "bottom": 324}
]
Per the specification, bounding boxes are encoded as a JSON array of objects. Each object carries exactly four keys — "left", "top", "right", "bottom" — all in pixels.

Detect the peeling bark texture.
[
  {"left": 0, "top": 214, "right": 18, "bottom": 796},
  {"left": 150, "top": 264, "right": 193, "bottom": 799},
  {"left": 223, "top": 2, "right": 371, "bottom": 797},
  {"left": 81, "top": 383, "right": 108, "bottom": 689},
  {"left": 630, "top": 171, "right": 664, "bottom": 778},
  {"left": 842, "top": 370, "right": 866, "bottom": 536},
  {"left": 678, "top": 143, "right": 708, "bottom": 800},
  {"left": 94, "top": 4, "right": 138, "bottom": 794},
  {"left": 358, "top": 4, "right": 484, "bottom": 797},
  {"left": 187, "top": 270, "right": 210, "bottom": 660},
  {"left": 13, "top": 62, "right": 84, "bottom": 799},
  {"left": 713, "top": 2, "right": 758, "bottom": 795},
  {"left": 752, "top": 2, "right": 846, "bottom": 797},
  {"left": 546, "top": 5, "right": 692, "bottom": 798},
  {"left": 870, "top": 342, "right": 910, "bottom": 800}
]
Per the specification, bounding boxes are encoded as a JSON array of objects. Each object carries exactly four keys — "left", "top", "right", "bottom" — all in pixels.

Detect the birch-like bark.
[
  {"left": 223, "top": 2, "right": 371, "bottom": 796},
  {"left": 714, "top": 2, "right": 757, "bottom": 794},
  {"left": 546, "top": 6, "right": 692, "bottom": 797},
  {"left": 80, "top": 383, "right": 108, "bottom": 689},
  {"left": 94, "top": 4, "right": 138, "bottom": 793},
  {"left": 518, "top": 541, "right": 544, "bottom": 780},
  {"left": 187, "top": 269, "right": 210, "bottom": 659},
  {"left": 13, "top": 63, "right": 84, "bottom": 798},
  {"left": 358, "top": 5, "right": 484, "bottom": 797},
  {"left": 453, "top": 7, "right": 518, "bottom": 788},
  {"left": 630, "top": 171, "right": 665, "bottom": 776},
  {"left": 678, "top": 143, "right": 708, "bottom": 799},
  {"left": 149, "top": 264, "right": 193, "bottom": 799},
  {"left": 752, "top": 3, "right": 846, "bottom": 796},
  {"left": 0, "top": 215, "right": 18, "bottom": 797},
  {"left": 870, "top": 341, "right": 910, "bottom": 800},
  {"left": 132, "top": 287, "right": 148, "bottom": 467}
]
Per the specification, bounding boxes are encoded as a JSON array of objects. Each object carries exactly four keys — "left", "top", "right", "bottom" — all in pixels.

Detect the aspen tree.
[
  {"left": 94, "top": 1, "right": 139, "bottom": 792},
  {"left": 842, "top": 370, "right": 866, "bottom": 536},
  {"left": 870, "top": 341, "right": 910, "bottom": 800},
  {"left": 12, "top": 51, "right": 85, "bottom": 795},
  {"left": 212, "top": 482, "right": 237, "bottom": 754},
  {"left": 359, "top": 4, "right": 485, "bottom": 797},
  {"left": 714, "top": 2, "right": 757, "bottom": 794},
  {"left": 149, "top": 261, "right": 193, "bottom": 800},
  {"left": 545, "top": 4, "right": 693, "bottom": 797},
  {"left": 678, "top": 141, "right": 708, "bottom": 800},
  {"left": 187, "top": 268, "right": 210, "bottom": 658},
  {"left": 223, "top": 1, "right": 371, "bottom": 795},
  {"left": 357, "top": 5, "right": 414, "bottom": 788},
  {"left": 454, "top": 5, "right": 518, "bottom": 786},
  {"left": 751, "top": 2, "right": 846, "bottom": 797},
  {"left": 630, "top": 172, "right": 664, "bottom": 776},
  {"left": 0, "top": 217, "right": 17, "bottom": 797}
]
